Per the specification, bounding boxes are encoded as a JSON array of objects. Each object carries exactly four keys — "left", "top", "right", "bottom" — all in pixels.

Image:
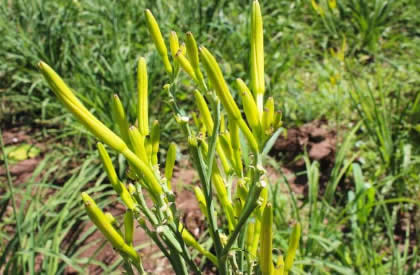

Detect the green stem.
[{"left": 0, "top": 129, "right": 25, "bottom": 273}]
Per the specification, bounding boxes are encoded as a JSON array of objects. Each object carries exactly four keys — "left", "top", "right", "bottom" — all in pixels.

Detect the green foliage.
[{"left": 1, "top": 0, "right": 420, "bottom": 273}]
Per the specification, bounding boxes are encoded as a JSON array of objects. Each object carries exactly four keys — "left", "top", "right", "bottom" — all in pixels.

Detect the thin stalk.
[{"left": 0, "top": 129, "right": 25, "bottom": 273}]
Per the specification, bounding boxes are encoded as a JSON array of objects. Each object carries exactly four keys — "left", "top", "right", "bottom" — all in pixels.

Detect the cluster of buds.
[{"left": 39, "top": 1, "right": 299, "bottom": 274}]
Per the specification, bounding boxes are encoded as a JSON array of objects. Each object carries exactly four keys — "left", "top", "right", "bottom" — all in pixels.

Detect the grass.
[{"left": 1, "top": 0, "right": 420, "bottom": 273}]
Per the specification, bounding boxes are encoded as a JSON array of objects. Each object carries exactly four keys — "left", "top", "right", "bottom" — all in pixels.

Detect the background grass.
[{"left": 1, "top": 0, "right": 420, "bottom": 273}]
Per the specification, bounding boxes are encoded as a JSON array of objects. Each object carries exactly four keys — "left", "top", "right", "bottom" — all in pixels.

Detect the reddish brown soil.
[{"left": 270, "top": 119, "right": 337, "bottom": 194}]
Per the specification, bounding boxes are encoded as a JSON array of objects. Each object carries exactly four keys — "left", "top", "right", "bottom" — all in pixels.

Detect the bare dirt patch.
[{"left": 269, "top": 119, "right": 337, "bottom": 194}]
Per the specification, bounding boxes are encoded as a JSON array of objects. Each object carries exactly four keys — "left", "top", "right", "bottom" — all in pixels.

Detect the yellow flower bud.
[
  {"left": 185, "top": 32, "right": 199, "bottom": 70},
  {"left": 219, "top": 133, "right": 234, "bottom": 165},
  {"left": 260, "top": 203, "right": 274, "bottom": 275},
  {"left": 328, "top": 0, "right": 337, "bottom": 10},
  {"left": 246, "top": 221, "right": 255, "bottom": 254},
  {"left": 236, "top": 78, "right": 260, "bottom": 130},
  {"left": 150, "top": 120, "right": 160, "bottom": 166},
  {"left": 144, "top": 9, "right": 172, "bottom": 74},
  {"left": 97, "top": 143, "right": 136, "bottom": 210},
  {"left": 39, "top": 61, "right": 162, "bottom": 199},
  {"left": 250, "top": 0, "right": 265, "bottom": 111},
  {"left": 228, "top": 117, "right": 243, "bottom": 176},
  {"left": 262, "top": 97, "right": 275, "bottom": 135},
  {"left": 179, "top": 224, "right": 218, "bottom": 266},
  {"left": 199, "top": 47, "right": 259, "bottom": 152},
  {"left": 194, "top": 90, "right": 213, "bottom": 133},
  {"left": 199, "top": 46, "right": 241, "bottom": 119},
  {"left": 274, "top": 255, "right": 285, "bottom": 275},
  {"left": 39, "top": 61, "right": 127, "bottom": 153},
  {"left": 81, "top": 193, "right": 140, "bottom": 263},
  {"left": 124, "top": 210, "right": 134, "bottom": 245},
  {"left": 111, "top": 94, "right": 130, "bottom": 145},
  {"left": 169, "top": 31, "right": 180, "bottom": 58},
  {"left": 193, "top": 186, "right": 208, "bottom": 219},
  {"left": 212, "top": 172, "right": 235, "bottom": 231},
  {"left": 128, "top": 126, "right": 148, "bottom": 164},
  {"left": 165, "top": 142, "right": 177, "bottom": 189},
  {"left": 137, "top": 57, "right": 149, "bottom": 136},
  {"left": 175, "top": 50, "right": 197, "bottom": 81}
]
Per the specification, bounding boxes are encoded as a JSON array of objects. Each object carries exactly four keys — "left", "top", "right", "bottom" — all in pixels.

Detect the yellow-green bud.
[
  {"left": 199, "top": 46, "right": 241, "bottom": 119},
  {"left": 97, "top": 143, "right": 135, "bottom": 210},
  {"left": 262, "top": 97, "right": 274, "bottom": 135},
  {"left": 260, "top": 203, "right": 273, "bottom": 275},
  {"left": 128, "top": 126, "right": 148, "bottom": 164},
  {"left": 179, "top": 224, "right": 218, "bottom": 266},
  {"left": 169, "top": 31, "right": 180, "bottom": 58},
  {"left": 228, "top": 117, "right": 243, "bottom": 176},
  {"left": 165, "top": 143, "right": 177, "bottom": 189},
  {"left": 194, "top": 90, "right": 213, "bottom": 133},
  {"left": 137, "top": 57, "right": 149, "bottom": 136},
  {"left": 150, "top": 120, "right": 160, "bottom": 166},
  {"left": 175, "top": 50, "right": 197, "bottom": 81},
  {"left": 250, "top": 0, "right": 265, "bottom": 112},
  {"left": 81, "top": 193, "right": 140, "bottom": 263},
  {"left": 246, "top": 221, "right": 255, "bottom": 253},
  {"left": 193, "top": 186, "right": 208, "bottom": 219},
  {"left": 274, "top": 255, "right": 285, "bottom": 275},
  {"left": 185, "top": 32, "right": 199, "bottom": 70},
  {"left": 124, "top": 210, "right": 134, "bottom": 245},
  {"left": 39, "top": 61, "right": 127, "bottom": 153},
  {"left": 236, "top": 78, "right": 260, "bottom": 130},
  {"left": 111, "top": 94, "right": 130, "bottom": 145},
  {"left": 144, "top": 9, "right": 172, "bottom": 74}
]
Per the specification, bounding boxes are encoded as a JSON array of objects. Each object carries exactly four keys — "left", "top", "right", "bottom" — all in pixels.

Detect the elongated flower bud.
[
  {"left": 260, "top": 203, "right": 274, "bottom": 275},
  {"left": 137, "top": 57, "right": 149, "bottom": 136},
  {"left": 97, "top": 143, "right": 120, "bottom": 193},
  {"left": 169, "top": 31, "right": 180, "bottom": 58},
  {"left": 274, "top": 255, "right": 285, "bottom": 275},
  {"left": 194, "top": 90, "right": 213, "bottom": 133},
  {"left": 179, "top": 224, "right": 218, "bottom": 265},
  {"left": 124, "top": 210, "right": 134, "bottom": 245},
  {"left": 179, "top": 42, "right": 186, "bottom": 55},
  {"left": 213, "top": 172, "right": 235, "bottom": 231},
  {"left": 144, "top": 9, "right": 172, "bottom": 74},
  {"left": 39, "top": 62, "right": 161, "bottom": 201},
  {"left": 128, "top": 126, "right": 148, "bottom": 164},
  {"left": 194, "top": 186, "right": 208, "bottom": 218},
  {"left": 228, "top": 117, "right": 243, "bottom": 176},
  {"left": 111, "top": 94, "right": 130, "bottom": 145},
  {"left": 175, "top": 51, "right": 197, "bottom": 81},
  {"left": 185, "top": 32, "right": 199, "bottom": 70},
  {"left": 144, "top": 138, "right": 152, "bottom": 164},
  {"left": 150, "top": 120, "right": 160, "bottom": 166},
  {"left": 220, "top": 113, "right": 226, "bottom": 133},
  {"left": 262, "top": 96, "right": 274, "bottom": 135},
  {"left": 219, "top": 133, "right": 234, "bottom": 164},
  {"left": 246, "top": 221, "right": 255, "bottom": 253},
  {"left": 284, "top": 223, "right": 301, "bottom": 272},
  {"left": 199, "top": 47, "right": 259, "bottom": 152},
  {"left": 236, "top": 179, "right": 248, "bottom": 203},
  {"left": 39, "top": 62, "right": 126, "bottom": 153},
  {"left": 165, "top": 142, "right": 177, "bottom": 189},
  {"left": 81, "top": 193, "right": 140, "bottom": 263},
  {"left": 236, "top": 78, "right": 260, "bottom": 130},
  {"left": 199, "top": 46, "right": 241, "bottom": 119},
  {"left": 250, "top": 0, "right": 265, "bottom": 111},
  {"left": 97, "top": 143, "right": 136, "bottom": 210}
]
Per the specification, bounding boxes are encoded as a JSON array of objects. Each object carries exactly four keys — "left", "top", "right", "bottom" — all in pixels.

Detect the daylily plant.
[{"left": 39, "top": 1, "right": 300, "bottom": 274}]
